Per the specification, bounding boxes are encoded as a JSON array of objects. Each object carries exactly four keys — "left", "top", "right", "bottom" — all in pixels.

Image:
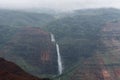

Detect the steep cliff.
[{"left": 0, "top": 27, "right": 58, "bottom": 76}]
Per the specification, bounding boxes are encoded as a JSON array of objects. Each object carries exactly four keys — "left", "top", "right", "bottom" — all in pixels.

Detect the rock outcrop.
[{"left": 0, "top": 57, "right": 50, "bottom": 80}]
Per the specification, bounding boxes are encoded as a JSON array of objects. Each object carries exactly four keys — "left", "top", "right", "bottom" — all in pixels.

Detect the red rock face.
[
  {"left": 0, "top": 58, "right": 49, "bottom": 80},
  {"left": 41, "top": 51, "right": 51, "bottom": 63}
]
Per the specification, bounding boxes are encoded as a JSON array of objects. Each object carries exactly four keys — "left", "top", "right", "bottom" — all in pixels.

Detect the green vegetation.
[
  {"left": 0, "top": 9, "right": 54, "bottom": 27},
  {"left": 1, "top": 8, "right": 120, "bottom": 80},
  {"left": 0, "top": 26, "right": 58, "bottom": 77},
  {"left": 44, "top": 8, "right": 120, "bottom": 79},
  {"left": 0, "top": 25, "right": 17, "bottom": 48}
]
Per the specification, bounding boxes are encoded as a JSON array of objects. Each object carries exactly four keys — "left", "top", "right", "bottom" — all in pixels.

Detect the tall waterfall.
[
  {"left": 56, "top": 44, "right": 63, "bottom": 74},
  {"left": 51, "top": 34, "right": 63, "bottom": 75}
]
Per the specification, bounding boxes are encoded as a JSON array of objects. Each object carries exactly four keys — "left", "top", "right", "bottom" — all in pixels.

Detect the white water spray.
[
  {"left": 50, "top": 33, "right": 63, "bottom": 75},
  {"left": 51, "top": 33, "right": 55, "bottom": 42}
]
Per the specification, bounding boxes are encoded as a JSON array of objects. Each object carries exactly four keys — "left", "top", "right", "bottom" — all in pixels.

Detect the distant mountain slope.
[
  {"left": 0, "top": 27, "right": 58, "bottom": 77},
  {"left": 63, "top": 20, "right": 120, "bottom": 80},
  {"left": 74, "top": 8, "right": 120, "bottom": 16},
  {"left": 0, "top": 57, "right": 49, "bottom": 80},
  {"left": 0, "top": 9, "right": 54, "bottom": 27},
  {"left": 1, "top": 8, "right": 120, "bottom": 80},
  {"left": 44, "top": 8, "right": 120, "bottom": 80},
  {"left": 98, "top": 21, "right": 120, "bottom": 80}
]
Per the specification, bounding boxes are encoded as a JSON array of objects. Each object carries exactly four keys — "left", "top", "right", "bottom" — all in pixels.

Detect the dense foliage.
[
  {"left": 1, "top": 9, "right": 120, "bottom": 79},
  {"left": 0, "top": 9, "right": 54, "bottom": 27},
  {"left": 0, "top": 27, "right": 58, "bottom": 77},
  {"left": 45, "top": 8, "right": 120, "bottom": 69},
  {"left": 0, "top": 25, "right": 17, "bottom": 48}
]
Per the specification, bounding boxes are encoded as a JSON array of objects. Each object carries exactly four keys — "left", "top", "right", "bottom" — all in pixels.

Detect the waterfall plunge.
[
  {"left": 56, "top": 44, "right": 63, "bottom": 75},
  {"left": 51, "top": 34, "right": 63, "bottom": 75}
]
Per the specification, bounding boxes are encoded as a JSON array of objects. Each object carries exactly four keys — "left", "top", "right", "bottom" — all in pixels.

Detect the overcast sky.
[{"left": 0, "top": 0, "right": 120, "bottom": 11}]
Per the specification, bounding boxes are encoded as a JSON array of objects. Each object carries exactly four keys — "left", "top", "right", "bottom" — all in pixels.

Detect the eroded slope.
[{"left": 0, "top": 27, "right": 58, "bottom": 77}]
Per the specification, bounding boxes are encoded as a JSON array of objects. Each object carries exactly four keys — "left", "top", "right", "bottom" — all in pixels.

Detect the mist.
[{"left": 0, "top": 0, "right": 120, "bottom": 11}]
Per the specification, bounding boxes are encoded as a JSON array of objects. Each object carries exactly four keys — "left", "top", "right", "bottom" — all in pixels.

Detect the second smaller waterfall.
[{"left": 51, "top": 33, "right": 55, "bottom": 42}]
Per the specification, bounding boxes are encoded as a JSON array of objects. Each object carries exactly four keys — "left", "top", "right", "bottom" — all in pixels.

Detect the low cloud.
[{"left": 0, "top": 0, "right": 120, "bottom": 11}]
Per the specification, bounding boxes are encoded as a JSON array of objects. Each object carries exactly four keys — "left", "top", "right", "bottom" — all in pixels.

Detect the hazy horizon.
[{"left": 0, "top": 0, "right": 120, "bottom": 11}]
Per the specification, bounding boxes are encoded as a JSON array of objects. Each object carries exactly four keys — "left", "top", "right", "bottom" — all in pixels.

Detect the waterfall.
[
  {"left": 51, "top": 33, "right": 55, "bottom": 42},
  {"left": 56, "top": 44, "right": 63, "bottom": 75},
  {"left": 50, "top": 33, "right": 63, "bottom": 75}
]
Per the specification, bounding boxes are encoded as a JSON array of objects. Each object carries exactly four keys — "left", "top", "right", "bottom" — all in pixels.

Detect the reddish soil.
[
  {"left": 69, "top": 21, "right": 120, "bottom": 80},
  {"left": 0, "top": 27, "right": 58, "bottom": 75},
  {"left": 0, "top": 57, "right": 50, "bottom": 80},
  {"left": 99, "top": 21, "right": 120, "bottom": 80},
  {"left": 70, "top": 58, "right": 104, "bottom": 80}
]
